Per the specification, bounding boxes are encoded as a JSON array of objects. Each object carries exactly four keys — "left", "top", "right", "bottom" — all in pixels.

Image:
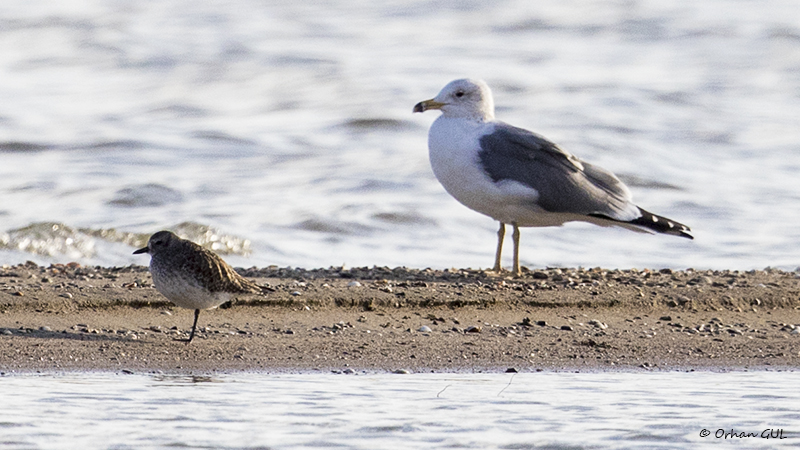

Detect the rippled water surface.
[
  {"left": 1, "top": 371, "right": 799, "bottom": 449},
  {"left": 1, "top": 0, "right": 800, "bottom": 270}
]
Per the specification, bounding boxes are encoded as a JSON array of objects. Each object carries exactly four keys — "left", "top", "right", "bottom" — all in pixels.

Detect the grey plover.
[
  {"left": 133, "top": 230, "right": 261, "bottom": 343},
  {"left": 413, "top": 78, "right": 692, "bottom": 275}
]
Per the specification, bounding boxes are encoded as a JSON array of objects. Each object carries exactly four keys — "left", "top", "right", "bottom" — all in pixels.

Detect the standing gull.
[
  {"left": 134, "top": 230, "right": 262, "bottom": 343},
  {"left": 413, "top": 78, "right": 692, "bottom": 275}
]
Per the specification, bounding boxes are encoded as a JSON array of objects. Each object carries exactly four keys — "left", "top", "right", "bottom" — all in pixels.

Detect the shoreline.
[{"left": 2, "top": 262, "right": 800, "bottom": 374}]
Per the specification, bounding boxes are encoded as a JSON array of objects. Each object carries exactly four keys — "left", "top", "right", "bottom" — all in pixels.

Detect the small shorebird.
[
  {"left": 414, "top": 78, "right": 692, "bottom": 275},
  {"left": 133, "top": 230, "right": 261, "bottom": 343}
]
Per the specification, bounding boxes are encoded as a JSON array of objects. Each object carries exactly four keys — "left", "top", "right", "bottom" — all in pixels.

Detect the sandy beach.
[{"left": 1, "top": 262, "right": 799, "bottom": 374}]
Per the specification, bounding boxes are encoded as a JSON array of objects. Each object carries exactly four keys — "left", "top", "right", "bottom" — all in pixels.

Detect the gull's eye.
[{"left": 455, "top": 91, "right": 465, "bottom": 98}]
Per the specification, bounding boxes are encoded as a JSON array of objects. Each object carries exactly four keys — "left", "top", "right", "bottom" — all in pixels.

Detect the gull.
[{"left": 413, "top": 78, "right": 692, "bottom": 275}]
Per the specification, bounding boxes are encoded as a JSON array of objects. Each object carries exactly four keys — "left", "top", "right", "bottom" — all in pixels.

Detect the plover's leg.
[
  {"left": 512, "top": 223, "right": 521, "bottom": 276},
  {"left": 187, "top": 309, "right": 201, "bottom": 344},
  {"left": 493, "top": 222, "right": 505, "bottom": 272}
]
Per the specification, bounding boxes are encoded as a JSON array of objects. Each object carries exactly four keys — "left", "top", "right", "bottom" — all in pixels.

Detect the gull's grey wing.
[
  {"left": 477, "top": 122, "right": 637, "bottom": 221},
  {"left": 582, "top": 160, "right": 632, "bottom": 204}
]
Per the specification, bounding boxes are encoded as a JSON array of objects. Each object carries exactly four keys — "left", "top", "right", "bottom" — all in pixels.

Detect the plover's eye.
[{"left": 455, "top": 91, "right": 465, "bottom": 98}]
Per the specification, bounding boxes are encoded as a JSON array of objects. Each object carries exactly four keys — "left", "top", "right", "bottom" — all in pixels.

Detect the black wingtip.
[
  {"left": 629, "top": 208, "right": 693, "bottom": 239},
  {"left": 589, "top": 208, "right": 693, "bottom": 239}
]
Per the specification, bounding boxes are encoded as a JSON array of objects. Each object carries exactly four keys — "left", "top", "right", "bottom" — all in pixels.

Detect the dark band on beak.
[
  {"left": 133, "top": 247, "right": 149, "bottom": 255},
  {"left": 413, "top": 99, "right": 445, "bottom": 113}
]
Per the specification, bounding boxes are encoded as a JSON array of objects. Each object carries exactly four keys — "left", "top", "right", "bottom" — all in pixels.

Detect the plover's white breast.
[{"left": 150, "top": 269, "right": 230, "bottom": 311}]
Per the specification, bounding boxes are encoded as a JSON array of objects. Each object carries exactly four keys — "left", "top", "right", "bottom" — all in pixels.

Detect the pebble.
[
  {"left": 2, "top": 329, "right": 13, "bottom": 335},
  {"left": 39, "top": 326, "right": 51, "bottom": 332},
  {"left": 160, "top": 310, "right": 172, "bottom": 316},
  {"left": 290, "top": 291, "right": 301, "bottom": 296},
  {"left": 333, "top": 321, "right": 351, "bottom": 330},
  {"left": 505, "top": 368, "right": 518, "bottom": 373},
  {"left": 347, "top": 281, "right": 362, "bottom": 287},
  {"left": 659, "top": 316, "right": 672, "bottom": 321},
  {"left": 465, "top": 326, "right": 482, "bottom": 333},
  {"left": 560, "top": 325, "right": 574, "bottom": 331},
  {"left": 588, "top": 320, "right": 607, "bottom": 330},
  {"left": 393, "top": 369, "right": 411, "bottom": 374},
  {"left": 59, "top": 293, "right": 73, "bottom": 299},
  {"left": 342, "top": 368, "right": 355, "bottom": 375},
  {"left": 418, "top": 325, "right": 432, "bottom": 333}
]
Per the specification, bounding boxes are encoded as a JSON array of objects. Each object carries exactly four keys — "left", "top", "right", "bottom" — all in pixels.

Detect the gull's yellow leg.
[
  {"left": 493, "top": 222, "right": 505, "bottom": 272},
  {"left": 512, "top": 223, "right": 521, "bottom": 276}
]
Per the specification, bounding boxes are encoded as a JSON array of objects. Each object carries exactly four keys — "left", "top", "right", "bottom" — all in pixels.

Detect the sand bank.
[{"left": 1, "top": 262, "right": 799, "bottom": 373}]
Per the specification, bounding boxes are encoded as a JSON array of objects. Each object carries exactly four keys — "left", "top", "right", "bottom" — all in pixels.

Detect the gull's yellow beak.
[{"left": 413, "top": 99, "right": 445, "bottom": 113}]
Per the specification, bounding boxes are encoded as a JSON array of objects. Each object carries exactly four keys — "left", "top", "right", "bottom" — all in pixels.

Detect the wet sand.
[{"left": 1, "top": 262, "right": 800, "bottom": 374}]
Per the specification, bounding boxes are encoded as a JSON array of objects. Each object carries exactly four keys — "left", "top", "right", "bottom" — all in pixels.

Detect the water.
[
  {"left": 1, "top": 0, "right": 800, "bottom": 270},
  {"left": 0, "top": 371, "right": 798, "bottom": 449}
]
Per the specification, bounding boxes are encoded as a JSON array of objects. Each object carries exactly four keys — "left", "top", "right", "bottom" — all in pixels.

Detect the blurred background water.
[
  {"left": 1, "top": 0, "right": 799, "bottom": 270},
  {"left": 2, "top": 371, "right": 799, "bottom": 450}
]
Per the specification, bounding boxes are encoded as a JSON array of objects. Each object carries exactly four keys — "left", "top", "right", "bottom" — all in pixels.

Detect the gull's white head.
[{"left": 413, "top": 78, "right": 495, "bottom": 121}]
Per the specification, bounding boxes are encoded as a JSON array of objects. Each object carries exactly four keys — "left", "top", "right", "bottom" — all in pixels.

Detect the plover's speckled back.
[{"left": 134, "top": 230, "right": 261, "bottom": 343}]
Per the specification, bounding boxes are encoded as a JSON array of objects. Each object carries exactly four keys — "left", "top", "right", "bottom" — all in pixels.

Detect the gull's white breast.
[{"left": 428, "top": 117, "right": 580, "bottom": 227}]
